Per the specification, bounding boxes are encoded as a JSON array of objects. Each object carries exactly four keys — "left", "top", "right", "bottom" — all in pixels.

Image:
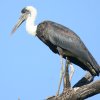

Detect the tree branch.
[
  {"left": 63, "top": 60, "right": 71, "bottom": 89},
  {"left": 47, "top": 80, "right": 100, "bottom": 100},
  {"left": 75, "top": 80, "right": 100, "bottom": 99},
  {"left": 46, "top": 69, "right": 100, "bottom": 100}
]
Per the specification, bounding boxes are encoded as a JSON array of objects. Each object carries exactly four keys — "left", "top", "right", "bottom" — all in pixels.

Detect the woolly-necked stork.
[{"left": 11, "top": 6, "right": 100, "bottom": 95}]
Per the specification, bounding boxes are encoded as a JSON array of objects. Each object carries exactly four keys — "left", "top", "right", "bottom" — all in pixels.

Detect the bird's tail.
[
  {"left": 90, "top": 65, "right": 100, "bottom": 76},
  {"left": 95, "top": 65, "right": 100, "bottom": 76},
  {"left": 87, "top": 51, "right": 100, "bottom": 76}
]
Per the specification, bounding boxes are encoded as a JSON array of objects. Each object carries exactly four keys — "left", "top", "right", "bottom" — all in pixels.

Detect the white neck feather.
[{"left": 26, "top": 12, "right": 37, "bottom": 36}]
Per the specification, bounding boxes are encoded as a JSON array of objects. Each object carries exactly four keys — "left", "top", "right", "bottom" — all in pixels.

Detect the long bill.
[{"left": 11, "top": 13, "right": 28, "bottom": 35}]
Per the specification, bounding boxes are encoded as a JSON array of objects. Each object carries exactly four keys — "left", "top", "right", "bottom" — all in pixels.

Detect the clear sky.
[{"left": 0, "top": 0, "right": 100, "bottom": 100}]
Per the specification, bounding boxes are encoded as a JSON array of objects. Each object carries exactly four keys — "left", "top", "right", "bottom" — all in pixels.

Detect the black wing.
[{"left": 45, "top": 21, "right": 100, "bottom": 76}]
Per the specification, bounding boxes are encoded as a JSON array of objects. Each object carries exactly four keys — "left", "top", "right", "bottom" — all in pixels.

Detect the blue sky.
[{"left": 0, "top": 0, "right": 100, "bottom": 100}]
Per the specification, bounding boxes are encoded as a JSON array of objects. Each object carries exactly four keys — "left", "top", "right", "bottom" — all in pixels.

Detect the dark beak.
[{"left": 11, "top": 13, "right": 28, "bottom": 35}]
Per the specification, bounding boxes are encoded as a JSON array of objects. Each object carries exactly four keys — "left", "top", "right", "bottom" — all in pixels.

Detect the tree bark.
[{"left": 46, "top": 72, "right": 100, "bottom": 100}]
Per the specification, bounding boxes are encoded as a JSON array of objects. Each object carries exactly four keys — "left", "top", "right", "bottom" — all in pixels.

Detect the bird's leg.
[
  {"left": 56, "top": 55, "right": 65, "bottom": 96},
  {"left": 63, "top": 59, "right": 74, "bottom": 90},
  {"left": 69, "top": 63, "right": 75, "bottom": 81}
]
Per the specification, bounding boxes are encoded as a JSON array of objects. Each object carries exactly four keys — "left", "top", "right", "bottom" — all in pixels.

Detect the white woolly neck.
[{"left": 26, "top": 8, "right": 37, "bottom": 36}]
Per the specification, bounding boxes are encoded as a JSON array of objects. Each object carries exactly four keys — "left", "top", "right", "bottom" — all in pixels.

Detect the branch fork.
[{"left": 46, "top": 68, "right": 100, "bottom": 100}]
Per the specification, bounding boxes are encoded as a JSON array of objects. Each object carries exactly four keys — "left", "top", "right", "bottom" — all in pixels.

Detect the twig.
[{"left": 63, "top": 59, "right": 71, "bottom": 89}]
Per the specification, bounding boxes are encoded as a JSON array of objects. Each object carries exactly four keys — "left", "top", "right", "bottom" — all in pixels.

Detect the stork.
[{"left": 11, "top": 6, "right": 100, "bottom": 95}]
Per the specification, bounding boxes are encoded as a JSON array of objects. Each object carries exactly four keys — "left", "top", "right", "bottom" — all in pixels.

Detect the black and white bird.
[{"left": 11, "top": 6, "right": 100, "bottom": 95}]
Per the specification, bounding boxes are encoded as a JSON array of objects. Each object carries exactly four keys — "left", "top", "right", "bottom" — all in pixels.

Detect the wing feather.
[{"left": 48, "top": 22, "right": 90, "bottom": 63}]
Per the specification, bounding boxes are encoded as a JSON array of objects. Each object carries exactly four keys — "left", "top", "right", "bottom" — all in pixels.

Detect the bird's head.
[{"left": 11, "top": 6, "right": 37, "bottom": 34}]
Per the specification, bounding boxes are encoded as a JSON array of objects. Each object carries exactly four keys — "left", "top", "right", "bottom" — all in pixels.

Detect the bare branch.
[
  {"left": 46, "top": 80, "right": 100, "bottom": 100},
  {"left": 75, "top": 80, "right": 100, "bottom": 99},
  {"left": 63, "top": 60, "right": 71, "bottom": 89},
  {"left": 46, "top": 59, "right": 100, "bottom": 100}
]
